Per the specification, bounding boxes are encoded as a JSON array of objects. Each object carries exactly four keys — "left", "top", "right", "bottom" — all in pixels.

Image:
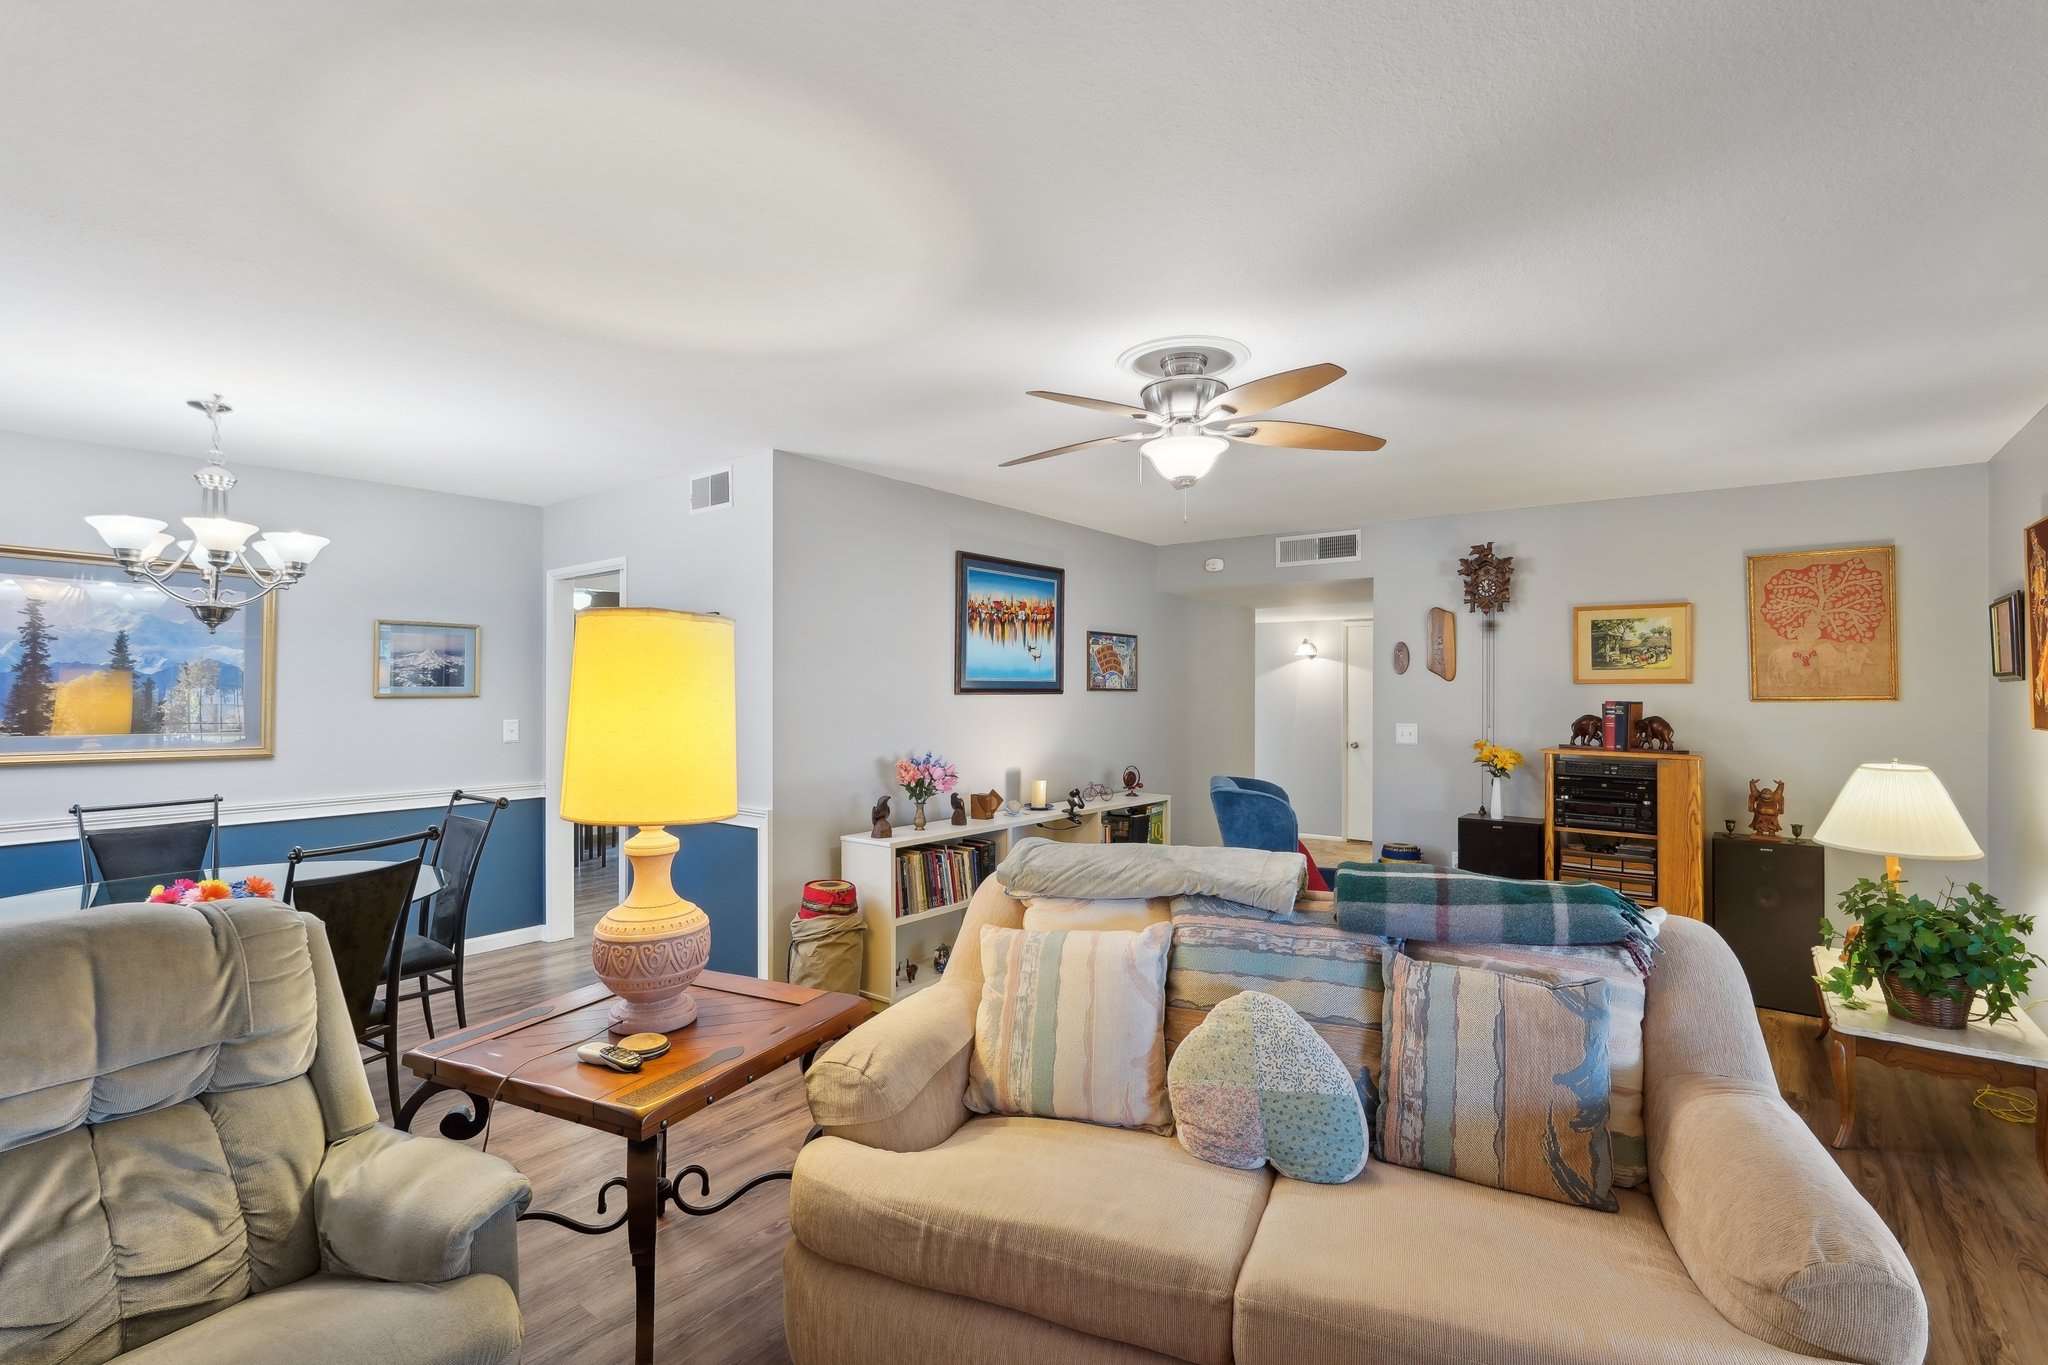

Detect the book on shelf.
[
  {"left": 1600, "top": 700, "right": 1643, "bottom": 750},
  {"left": 896, "top": 838, "right": 998, "bottom": 915}
]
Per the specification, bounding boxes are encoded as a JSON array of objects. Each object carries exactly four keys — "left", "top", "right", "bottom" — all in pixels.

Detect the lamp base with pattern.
[{"left": 591, "top": 826, "right": 712, "bottom": 1036}]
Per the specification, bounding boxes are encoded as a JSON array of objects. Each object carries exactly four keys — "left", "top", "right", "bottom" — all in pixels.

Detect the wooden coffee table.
[
  {"left": 1811, "top": 947, "right": 2048, "bottom": 1182},
  {"left": 398, "top": 972, "right": 868, "bottom": 1364}
]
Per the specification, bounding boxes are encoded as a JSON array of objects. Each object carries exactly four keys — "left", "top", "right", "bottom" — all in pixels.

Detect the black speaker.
[
  {"left": 1711, "top": 835, "right": 1825, "bottom": 1015},
  {"left": 1458, "top": 815, "right": 1544, "bottom": 880}
]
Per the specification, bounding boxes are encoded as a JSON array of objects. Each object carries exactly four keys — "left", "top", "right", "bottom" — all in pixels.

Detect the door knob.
[{"left": 1349, "top": 741, "right": 1361, "bottom": 749}]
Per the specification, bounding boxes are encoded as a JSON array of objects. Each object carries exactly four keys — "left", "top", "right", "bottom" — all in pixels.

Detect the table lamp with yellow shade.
[
  {"left": 1813, "top": 760, "right": 1982, "bottom": 883},
  {"left": 562, "top": 608, "right": 737, "bottom": 1036}
]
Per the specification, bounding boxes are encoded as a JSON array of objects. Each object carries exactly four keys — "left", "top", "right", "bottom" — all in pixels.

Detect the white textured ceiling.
[{"left": 2, "top": 2, "right": 2045, "bottom": 544}]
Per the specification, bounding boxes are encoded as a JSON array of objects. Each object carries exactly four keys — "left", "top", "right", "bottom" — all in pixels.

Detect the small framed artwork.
[
  {"left": 956, "top": 552, "right": 1063, "bottom": 693},
  {"left": 2028, "top": 516, "right": 2048, "bottom": 728},
  {"left": 1572, "top": 602, "right": 1693, "bottom": 684},
  {"left": 1746, "top": 544, "right": 1897, "bottom": 701},
  {"left": 373, "top": 620, "right": 480, "bottom": 699},
  {"left": 1989, "top": 591, "right": 2025, "bottom": 680},
  {"left": 1086, "top": 630, "right": 1138, "bottom": 690}
]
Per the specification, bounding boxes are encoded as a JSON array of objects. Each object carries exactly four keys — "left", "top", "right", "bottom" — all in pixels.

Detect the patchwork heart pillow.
[{"left": 1166, "top": 989, "right": 1367, "bottom": 1183}]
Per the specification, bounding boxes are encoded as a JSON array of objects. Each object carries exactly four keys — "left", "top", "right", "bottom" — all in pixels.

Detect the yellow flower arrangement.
[{"left": 1471, "top": 740, "right": 1523, "bottom": 781}]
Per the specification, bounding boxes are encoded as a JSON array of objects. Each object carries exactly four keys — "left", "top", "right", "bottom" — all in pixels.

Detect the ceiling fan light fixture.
[{"left": 1141, "top": 433, "right": 1228, "bottom": 486}]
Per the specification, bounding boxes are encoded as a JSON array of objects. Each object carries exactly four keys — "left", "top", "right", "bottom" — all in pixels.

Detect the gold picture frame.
[
  {"left": 1746, "top": 544, "right": 1897, "bottom": 701},
  {"left": 2027, "top": 515, "right": 2048, "bottom": 729},
  {"left": 0, "top": 543, "right": 277, "bottom": 765},
  {"left": 1572, "top": 602, "right": 1693, "bottom": 684},
  {"left": 373, "top": 619, "right": 481, "bottom": 699}
]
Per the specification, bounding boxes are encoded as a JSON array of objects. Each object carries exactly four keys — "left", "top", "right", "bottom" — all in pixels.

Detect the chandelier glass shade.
[{"left": 84, "top": 396, "right": 328, "bottom": 632}]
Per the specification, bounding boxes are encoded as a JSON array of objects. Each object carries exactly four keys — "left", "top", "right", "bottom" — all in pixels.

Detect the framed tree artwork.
[
  {"left": 955, "top": 552, "right": 1064, "bottom": 693},
  {"left": 1988, "top": 590, "right": 2025, "bottom": 681},
  {"left": 2027, "top": 515, "right": 2048, "bottom": 728},
  {"left": 1572, "top": 602, "right": 1693, "bottom": 684},
  {"left": 1745, "top": 545, "right": 1897, "bottom": 701},
  {"left": 0, "top": 544, "right": 276, "bottom": 765}
]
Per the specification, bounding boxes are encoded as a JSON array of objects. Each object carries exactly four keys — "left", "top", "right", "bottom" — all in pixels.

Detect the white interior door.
[{"left": 1344, "top": 620, "right": 1373, "bottom": 842}]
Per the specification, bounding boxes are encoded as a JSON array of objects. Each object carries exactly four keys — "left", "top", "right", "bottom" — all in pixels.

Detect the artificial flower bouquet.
[
  {"left": 147, "top": 874, "right": 276, "bottom": 906},
  {"left": 1471, "top": 740, "right": 1523, "bottom": 781},
  {"left": 896, "top": 751, "right": 959, "bottom": 804}
]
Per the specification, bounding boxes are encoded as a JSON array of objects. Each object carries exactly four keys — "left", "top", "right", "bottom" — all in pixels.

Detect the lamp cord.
[{"left": 1971, "top": 1086, "right": 2038, "bottom": 1126}]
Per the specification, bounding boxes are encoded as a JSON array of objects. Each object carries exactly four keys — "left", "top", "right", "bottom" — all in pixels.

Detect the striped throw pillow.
[
  {"left": 1380, "top": 950, "right": 1618, "bottom": 1212},
  {"left": 964, "top": 921, "right": 1173, "bottom": 1132}
]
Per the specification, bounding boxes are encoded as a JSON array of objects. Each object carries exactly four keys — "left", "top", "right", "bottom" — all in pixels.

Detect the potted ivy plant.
[{"left": 1816, "top": 877, "right": 2042, "bottom": 1029}]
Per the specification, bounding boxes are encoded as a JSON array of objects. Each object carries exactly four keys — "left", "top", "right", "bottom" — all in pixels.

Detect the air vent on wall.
[
  {"left": 1275, "top": 529, "right": 1361, "bottom": 567},
  {"left": 689, "top": 467, "right": 732, "bottom": 513}
]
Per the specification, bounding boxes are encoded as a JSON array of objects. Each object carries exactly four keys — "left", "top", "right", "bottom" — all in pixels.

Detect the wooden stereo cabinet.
[
  {"left": 1457, "top": 815, "right": 1545, "bottom": 880},
  {"left": 1541, "top": 748, "right": 1706, "bottom": 920}
]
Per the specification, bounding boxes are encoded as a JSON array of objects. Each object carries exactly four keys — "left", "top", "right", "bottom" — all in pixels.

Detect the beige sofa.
[
  {"left": 0, "top": 900, "right": 530, "bottom": 1365},
  {"left": 786, "top": 881, "right": 1927, "bottom": 1365}
]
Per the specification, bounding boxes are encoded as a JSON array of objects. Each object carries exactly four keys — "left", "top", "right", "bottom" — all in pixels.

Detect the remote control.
[{"left": 576, "top": 1041, "right": 645, "bottom": 1073}]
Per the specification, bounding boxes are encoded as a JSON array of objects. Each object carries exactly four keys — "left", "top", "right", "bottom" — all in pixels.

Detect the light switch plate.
[
  {"left": 1394, "top": 722, "right": 1419, "bottom": 745},
  {"left": 502, "top": 719, "right": 520, "bottom": 743}
]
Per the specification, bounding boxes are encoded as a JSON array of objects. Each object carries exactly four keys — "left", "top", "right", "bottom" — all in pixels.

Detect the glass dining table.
[{"left": 0, "top": 861, "right": 442, "bottom": 925}]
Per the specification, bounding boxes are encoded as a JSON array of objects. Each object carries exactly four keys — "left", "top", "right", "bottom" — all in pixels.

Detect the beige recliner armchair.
[{"left": 0, "top": 899, "right": 531, "bottom": 1365}]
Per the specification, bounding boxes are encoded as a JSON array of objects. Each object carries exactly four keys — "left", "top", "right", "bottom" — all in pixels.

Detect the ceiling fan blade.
[
  {"left": 999, "top": 433, "right": 1143, "bottom": 468},
  {"left": 1027, "top": 390, "right": 1152, "bottom": 422},
  {"left": 1201, "top": 363, "right": 1346, "bottom": 420},
  {"left": 1222, "top": 420, "right": 1385, "bottom": 452}
]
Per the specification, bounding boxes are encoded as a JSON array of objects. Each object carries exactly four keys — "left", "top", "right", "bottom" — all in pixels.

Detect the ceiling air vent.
[
  {"left": 689, "top": 467, "right": 732, "bottom": 513},
  {"left": 1274, "top": 529, "right": 1361, "bottom": 567}
]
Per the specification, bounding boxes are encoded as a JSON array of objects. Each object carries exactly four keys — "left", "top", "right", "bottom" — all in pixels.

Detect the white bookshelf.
[{"left": 838, "top": 792, "right": 1171, "bottom": 1004}]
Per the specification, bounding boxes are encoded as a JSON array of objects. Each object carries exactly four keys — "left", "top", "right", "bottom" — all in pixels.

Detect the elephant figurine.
[
  {"left": 1632, "top": 715, "right": 1676, "bottom": 751},
  {"left": 1568, "top": 714, "right": 1603, "bottom": 746}
]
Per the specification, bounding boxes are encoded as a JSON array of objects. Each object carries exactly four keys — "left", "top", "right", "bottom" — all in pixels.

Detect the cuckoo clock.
[{"left": 1458, "top": 542, "right": 1515, "bottom": 616}]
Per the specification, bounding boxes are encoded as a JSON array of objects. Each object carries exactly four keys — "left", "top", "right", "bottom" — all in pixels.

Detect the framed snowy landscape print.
[
  {"left": 0, "top": 544, "right": 275, "bottom": 765},
  {"left": 373, "top": 619, "right": 480, "bottom": 698}
]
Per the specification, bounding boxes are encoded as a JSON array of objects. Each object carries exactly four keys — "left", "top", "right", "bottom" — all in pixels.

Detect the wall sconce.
[{"left": 1294, "top": 638, "right": 1318, "bottom": 660}]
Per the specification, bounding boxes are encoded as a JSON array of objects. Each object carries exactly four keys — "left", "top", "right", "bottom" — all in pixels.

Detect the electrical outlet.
[
  {"left": 502, "top": 719, "right": 520, "bottom": 743},
  {"left": 1394, "top": 722, "right": 1419, "bottom": 745}
]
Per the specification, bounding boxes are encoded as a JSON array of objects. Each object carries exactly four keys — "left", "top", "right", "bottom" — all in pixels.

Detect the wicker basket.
[{"left": 1880, "top": 973, "right": 1975, "bottom": 1029}]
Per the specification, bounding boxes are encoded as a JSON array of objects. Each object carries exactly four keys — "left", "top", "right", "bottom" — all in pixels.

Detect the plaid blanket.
[{"left": 1334, "top": 862, "right": 1655, "bottom": 973}]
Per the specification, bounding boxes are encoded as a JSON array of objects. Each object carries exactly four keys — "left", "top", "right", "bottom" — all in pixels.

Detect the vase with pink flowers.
[{"left": 896, "top": 751, "right": 958, "bottom": 831}]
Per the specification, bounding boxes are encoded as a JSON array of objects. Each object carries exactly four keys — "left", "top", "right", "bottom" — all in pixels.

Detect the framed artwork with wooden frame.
[
  {"left": 1988, "top": 590, "right": 2025, "bottom": 681},
  {"left": 1745, "top": 544, "right": 1897, "bottom": 702},
  {"left": 2027, "top": 515, "right": 2048, "bottom": 728},
  {"left": 955, "top": 551, "right": 1064, "bottom": 693},
  {"left": 1572, "top": 602, "right": 1693, "bottom": 685},
  {"left": 0, "top": 543, "right": 276, "bottom": 765}
]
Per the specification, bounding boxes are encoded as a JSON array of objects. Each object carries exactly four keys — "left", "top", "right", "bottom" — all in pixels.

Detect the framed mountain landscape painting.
[
  {"left": 0, "top": 544, "right": 275, "bottom": 765},
  {"left": 1746, "top": 544, "right": 1897, "bottom": 701},
  {"left": 374, "top": 620, "right": 480, "bottom": 698}
]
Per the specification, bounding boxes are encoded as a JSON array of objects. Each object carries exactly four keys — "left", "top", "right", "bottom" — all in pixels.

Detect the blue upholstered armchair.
[{"left": 1210, "top": 775, "right": 1302, "bottom": 854}]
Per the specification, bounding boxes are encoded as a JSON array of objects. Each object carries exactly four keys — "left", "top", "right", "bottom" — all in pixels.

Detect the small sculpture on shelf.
[
  {"left": 932, "top": 941, "right": 951, "bottom": 974},
  {"left": 1790, "top": 823, "right": 1805, "bottom": 841},
  {"left": 870, "top": 796, "right": 893, "bottom": 839},
  {"left": 1631, "top": 715, "right": 1676, "bottom": 751},
  {"left": 970, "top": 789, "right": 1003, "bottom": 820},
  {"left": 1122, "top": 765, "right": 1144, "bottom": 796},
  {"left": 1724, "top": 818, "right": 1738, "bottom": 836},
  {"left": 1081, "top": 781, "right": 1114, "bottom": 803},
  {"left": 1065, "top": 788, "right": 1085, "bottom": 819},
  {"left": 950, "top": 793, "right": 967, "bottom": 825},
  {"left": 1567, "top": 714, "right": 1603, "bottom": 746},
  {"left": 1747, "top": 779, "right": 1787, "bottom": 841}
]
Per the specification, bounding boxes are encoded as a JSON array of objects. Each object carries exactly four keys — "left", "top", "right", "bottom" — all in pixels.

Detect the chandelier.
[{"left": 84, "top": 395, "right": 328, "bottom": 632}]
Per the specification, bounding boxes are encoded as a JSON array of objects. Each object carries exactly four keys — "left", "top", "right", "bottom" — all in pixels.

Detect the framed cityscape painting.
[
  {"left": 2028, "top": 516, "right": 2048, "bottom": 728},
  {"left": 0, "top": 544, "right": 275, "bottom": 765},
  {"left": 955, "top": 552, "right": 1063, "bottom": 693},
  {"left": 1746, "top": 544, "right": 1897, "bottom": 701},
  {"left": 373, "top": 620, "right": 480, "bottom": 698},
  {"left": 1988, "top": 590, "right": 2025, "bottom": 681},
  {"left": 1572, "top": 602, "right": 1693, "bottom": 684},
  {"left": 1086, "top": 630, "right": 1138, "bottom": 690}
]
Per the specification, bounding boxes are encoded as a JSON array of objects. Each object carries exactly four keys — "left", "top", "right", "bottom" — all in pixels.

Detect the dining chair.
[
  {"left": 284, "top": 825, "right": 440, "bottom": 1117},
  {"left": 70, "top": 794, "right": 222, "bottom": 885},
  {"left": 398, "top": 790, "right": 508, "bottom": 1037}
]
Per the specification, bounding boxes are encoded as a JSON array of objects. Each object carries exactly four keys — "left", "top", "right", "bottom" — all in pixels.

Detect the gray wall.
[
  {"left": 0, "top": 429, "right": 543, "bottom": 823},
  {"left": 1986, "top": 403, "right": 2048, "bottom": 986},
  {"left": 770, "top": 452, "right": 1251, "bottom": 974},
  {"left": 1163, "top": 465, "right": 1991, "bottom": 905},
  {"left": 1253, "top": 619, "right": 1351, "bottom": 834}
]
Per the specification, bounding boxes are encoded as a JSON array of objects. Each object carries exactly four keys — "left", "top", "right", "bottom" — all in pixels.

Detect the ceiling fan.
[{"left": 1001, "top": 336, "right": 1384, "bottom": 515}]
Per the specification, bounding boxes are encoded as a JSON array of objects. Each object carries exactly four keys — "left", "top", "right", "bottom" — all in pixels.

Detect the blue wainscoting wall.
[{"left": 664, "top": 820, "right": 760, "bottom": 977}]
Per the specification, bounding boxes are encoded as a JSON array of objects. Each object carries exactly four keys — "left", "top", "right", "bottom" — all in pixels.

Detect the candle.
[{"left": 1028, "top": 779, "right": 1047, "bottom": 807}]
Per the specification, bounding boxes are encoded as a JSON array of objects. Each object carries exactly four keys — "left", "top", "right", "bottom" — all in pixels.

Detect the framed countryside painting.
[
  {"left": 0, "top": 544, "right": 275, "bottom": 765},
  {"left": 1572, "top": 602, "right": 1693, "bottom": 684},
  {"left": 2028, "top": 516, "right": 2048, "bottom": 729},
  {"left": 1746, "top": 544, "right": 1897, "bottom": 701},
  {"left": 1086, "top": 630, "right": 1138, "bottom": 691},
  {"left": 955, "top": 552, "right": 1063, "bottom": 693},
  {"left": 373, "top": 620, "right": 480, "bottom": 698},
  {"left": 1989, "top": 590, "right": 2025, "bottom": 681}
]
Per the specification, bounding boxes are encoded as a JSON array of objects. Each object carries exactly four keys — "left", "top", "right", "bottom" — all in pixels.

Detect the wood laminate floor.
[
  {"left": 1301, "top": 835, "right": 1374, "bottom": 868},
  {"left": 373, "top": 874, "right": 2045, "bottom": 1365}
]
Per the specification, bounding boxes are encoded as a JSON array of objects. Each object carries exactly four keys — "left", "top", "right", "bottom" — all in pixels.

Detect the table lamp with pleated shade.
[
  {"left": 1813, "top": 761, "right": 1982, "bottom": 884},
  {"left": 562, "top": 608, "right": 737, "bottom": 1035}
]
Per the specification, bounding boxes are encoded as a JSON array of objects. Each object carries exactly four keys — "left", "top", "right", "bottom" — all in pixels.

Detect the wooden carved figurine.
[
  {"left": 1567, "top": 714, "right": 1603, "bottom": 746},
  {"left": 1065, "top": 788, "right": 1085, "bottom": 819},
  {"left": 1747, "top": 779, "right": 1786, "bottom": 841},
  {"left": 1631, "top": 715, "right": 1676, "bottom": 751},
  {"left": 950, "top": 793, "right": 967, "bottom": 825},
  {"left": 870, "top": 796, "right": 893, "bottom": 840},
  {"left": 970, "top": 789, "right": 1003, "bottom": 820},
  {"left": 1426, "top": 608, "right": 1457, "bottom": 680}
]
